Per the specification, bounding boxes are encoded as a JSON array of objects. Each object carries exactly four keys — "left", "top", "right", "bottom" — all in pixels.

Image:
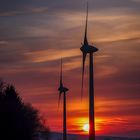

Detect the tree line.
[{"left": 0, "top": 81, "right": 50, "bottom": 140}]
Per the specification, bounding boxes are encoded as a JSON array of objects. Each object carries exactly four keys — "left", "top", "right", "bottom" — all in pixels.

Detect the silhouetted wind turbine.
[
  {"left": 80, "top": 2, "right": 98, "bottom": 140},
  {"left": 58, "top": 59, "right": 69, "bottom": 140}
]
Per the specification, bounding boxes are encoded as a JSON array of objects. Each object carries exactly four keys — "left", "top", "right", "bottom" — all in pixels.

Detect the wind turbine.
[
  {"left": 58, "top": 59, "right": 69, "bottom": 140},
  {"left": 80, "top": 2, "right": 98, "bottom": 140}
]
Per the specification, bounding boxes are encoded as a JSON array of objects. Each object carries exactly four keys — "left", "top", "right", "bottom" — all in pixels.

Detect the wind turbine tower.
[
  {"left": 80, "top": 3, "right": 98, "bottom": 140},
  {"left": 58, "top": 59, "right": 69, "bottom": 140}
]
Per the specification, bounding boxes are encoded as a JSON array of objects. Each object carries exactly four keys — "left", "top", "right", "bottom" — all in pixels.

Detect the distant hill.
[{"left": 49, "top": 132, "right": 139, "bottom": 140}]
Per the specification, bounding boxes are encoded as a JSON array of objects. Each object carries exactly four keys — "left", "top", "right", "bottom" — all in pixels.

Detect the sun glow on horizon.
[
  {"left": 73, "top": 117, "right": 104, "bottom": 134},
  {"left": 83, "top": 123, "right": 89, "bottom": 132}
]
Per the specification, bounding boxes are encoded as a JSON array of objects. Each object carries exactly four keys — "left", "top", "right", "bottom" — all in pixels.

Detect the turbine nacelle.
[
  {"left": 58, "top": 86, "right": 69, "bottom": 94},
  {"left": 80, "top": 44, "right": 98, "bottom": 54}
]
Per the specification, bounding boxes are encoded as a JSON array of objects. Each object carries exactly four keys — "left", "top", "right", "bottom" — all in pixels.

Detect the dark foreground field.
[{"left": 49, "top": 132, "right": 139, "bottom": 140}]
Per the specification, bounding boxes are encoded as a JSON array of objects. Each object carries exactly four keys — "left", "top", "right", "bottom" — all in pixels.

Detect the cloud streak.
[{"left": 0, "top": 7, "right": 48, "bottom": 17}]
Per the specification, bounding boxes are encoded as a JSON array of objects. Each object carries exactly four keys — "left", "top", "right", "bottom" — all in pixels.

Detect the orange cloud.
[{"left": 25, "top": 48, "right": 80, "bottom": 63}]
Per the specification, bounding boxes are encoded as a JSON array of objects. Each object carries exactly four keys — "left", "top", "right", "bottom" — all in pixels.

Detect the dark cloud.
[
  {"left": 0, "top": 0, "right": 140, "bottom": 17},
  {"left": 0, "top": 7, "right": 48, "bottom": 17},
  {"left": 0, "top": 43, "right": 28, "bottom": 65}
]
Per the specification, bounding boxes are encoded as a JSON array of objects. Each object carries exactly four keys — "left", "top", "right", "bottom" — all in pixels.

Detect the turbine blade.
[
  {"left": 58, "top": 58, "right": 63, "bottom": 110},
  {"left": 84, "top": 1, "right": 88, "bottom": 45},
  {"left": 59, "top": 58, "right": 63, "bottom": 87},
  {"left": 81, "top": 52, "right": 87, "bottom": 99},
  {"left": 60, "top": 58, "right": 62, "bottom": 84},
  {"left": 58, "top": 92, "right": 61, "bottom": 110}
]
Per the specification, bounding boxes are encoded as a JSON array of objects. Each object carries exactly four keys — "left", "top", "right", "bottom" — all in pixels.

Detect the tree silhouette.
[{"left": 0, "top": 81, "right": 50, "bottom": 140}]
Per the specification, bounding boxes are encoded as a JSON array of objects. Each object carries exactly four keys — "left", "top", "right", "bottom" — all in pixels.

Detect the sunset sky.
[{"left": 0, "top": 0, "right": 140, "bottom": 138}]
